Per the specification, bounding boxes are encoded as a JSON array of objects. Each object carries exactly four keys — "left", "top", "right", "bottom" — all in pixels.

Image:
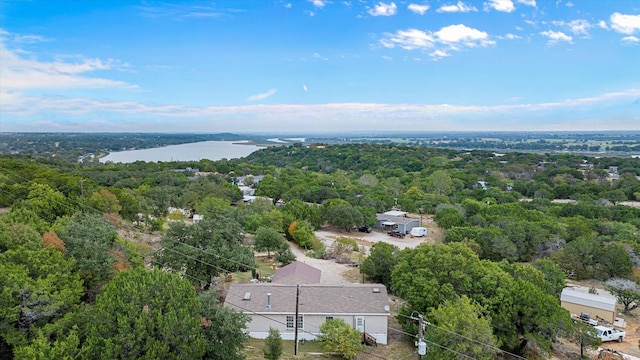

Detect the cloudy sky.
[{"left": 0, "top": 0, "right": 639, "bottom": 133}]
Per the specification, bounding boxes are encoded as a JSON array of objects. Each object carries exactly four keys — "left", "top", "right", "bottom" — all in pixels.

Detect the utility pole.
[
  {"left": 294, "top": 284, "right": 300, "bottom": 355},
  {"left": 409, "top": 312, "right": 427, "bottom": 358},
  {"left": 418, "top": 314, "right": 424, "bottom": 359}
]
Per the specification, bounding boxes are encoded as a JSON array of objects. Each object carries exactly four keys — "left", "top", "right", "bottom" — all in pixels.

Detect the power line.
[
  {"left": 1, "top": 163, "right": 509, "bottom": 360},
  {"left": 386, "top": 325, "right": 477, "bottom": 360},
  {"left": 153, "top": 260, "right": 390, "bottom": 360},
  {"left": 397, "top": 312, "right": 527, "bottom": 360}
]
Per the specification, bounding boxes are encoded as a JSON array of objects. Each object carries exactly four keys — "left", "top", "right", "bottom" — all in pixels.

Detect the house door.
[{"left": 355, "top": 316, "right": 365, "bottom": 332}]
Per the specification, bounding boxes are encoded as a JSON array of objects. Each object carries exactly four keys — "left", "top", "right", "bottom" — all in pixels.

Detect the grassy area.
[
  {"left": 232, "top": 255, "right": 278, "bottom": 283},
  {"left": 244, "top": 338, "right": 327, "bottom": 360},
  {"left": 244, "top": 336, "right": 416, "bottom": 360}
]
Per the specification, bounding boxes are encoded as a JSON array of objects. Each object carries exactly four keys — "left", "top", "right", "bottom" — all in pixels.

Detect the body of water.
[{"left": 100, "top": 141, "right": 261, "bottom": 163}]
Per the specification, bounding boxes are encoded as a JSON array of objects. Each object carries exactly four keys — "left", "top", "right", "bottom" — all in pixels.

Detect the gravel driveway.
[{"left": 285, "top": 226, "right": 433, "bottom": 285}]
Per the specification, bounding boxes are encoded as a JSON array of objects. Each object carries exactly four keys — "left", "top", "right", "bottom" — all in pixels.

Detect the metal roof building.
[{"left": 560, "top": 285, "right": 618, "bottom": 324}]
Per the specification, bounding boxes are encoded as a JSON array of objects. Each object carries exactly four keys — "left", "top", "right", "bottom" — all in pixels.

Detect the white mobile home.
[{"left": 224, "top": 283, "right": 390, "bottom": 344}]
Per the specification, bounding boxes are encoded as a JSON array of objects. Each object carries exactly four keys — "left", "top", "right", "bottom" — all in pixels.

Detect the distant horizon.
[
  {"left": 3, "top": 129, "right": 640, "bottom": 134},
  {"left": 1, "top": 1, "right": 639, "bottom": 132}
]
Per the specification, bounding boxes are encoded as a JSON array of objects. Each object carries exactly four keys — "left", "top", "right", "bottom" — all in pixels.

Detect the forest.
[{"left": 1, "top": 141, "right": 640, "bottom": 359}]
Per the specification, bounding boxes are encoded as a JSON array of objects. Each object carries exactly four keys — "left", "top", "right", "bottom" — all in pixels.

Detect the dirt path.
[{"left": 287, "top": 243, "right": 352, "bottom": 284}]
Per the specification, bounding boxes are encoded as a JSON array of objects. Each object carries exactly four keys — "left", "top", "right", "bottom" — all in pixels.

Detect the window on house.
[
  {"left": 326, "top": 316, "right": 334, "bottom": 322},
  {"left": 286, "top": 315, "right": 303, "bottom": 329}
]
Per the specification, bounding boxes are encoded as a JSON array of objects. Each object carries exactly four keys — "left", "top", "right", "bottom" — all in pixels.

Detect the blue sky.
[{"left": 0, "top": 0, "right": 639, "bottom": 133}]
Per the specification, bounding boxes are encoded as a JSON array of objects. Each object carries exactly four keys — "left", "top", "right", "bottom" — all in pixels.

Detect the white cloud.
[
  {"left": 313, "top": 52, "right": 329, "bottom": 60},
  {"left": 3, "top": 89, "right": 638, "bottom": 132},
  {"left": 597, "top": 20, "right": 608, "bottom": 30},
  {"left": 380, "top": 24, "right": 494, "bottom": 59},
  {"left": 381, "top": 28, "right": 435, "bottom": 50},
  {"left": 368, "top": 2, "right": 397, "bottom": 16},
  {"left": 516, "top": 0, "right": 536, "bottom": 7},
  {"left": 484, "top": 0, "right": 515, "bottom": 13},
  {"left": 502, "top": 33, "right": 521, "bottom": 39},
  {"left": 429, "top": 49, "right": 450, "bottom": 60},
  {"left": 0, "top": 39, "right": 135, "bottom": 91},
  {"left": 565, "top": 1, "right": 574, "bottom": 7},
  {"left": 408, "top": 3, "right": 430, "bottom": 15},
  {"left": 436, "top": 1, "right": 477, "bottom": 13},
  {"left": 553, "top": 19, "right": 592, "bottom": 36},
  {"left": 309, "top": 0, "right": 326, "bottom": 8},
  {"left": 284, "top": 3, "right": 292, "bottom": 8},
  {"left": 435, "top": 24, "right": 494, "bottom": 46},
  {"left": 303, "top": 84, "right": 308, "bottom": 91},
  {"left": 569, "top": 19, "right": 592, "bottom": 35},
  {"left": 138, "top": 3, "right": 227, "bottom": 19},
  {"left": 621, "top": 35, "right": 640, "bottom": 44},
  {"left": 610, "top": 13, "right": 640, "bottom": 35},
  {"left": 246, "top": 88, "right": 277, "bottom": 101},
  {"left": 540, "top": 30, "right": 572, "bottom": 44}
]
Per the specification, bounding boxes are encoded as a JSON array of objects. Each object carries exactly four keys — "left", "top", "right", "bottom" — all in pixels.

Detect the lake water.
[{"left": 100, "top": 141, "right": 262, "bottom": 163}]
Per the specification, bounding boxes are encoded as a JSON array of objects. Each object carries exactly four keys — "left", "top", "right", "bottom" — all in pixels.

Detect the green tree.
[
  {"left": 199, "top": 290, "right": 249, "bottom": 360},
  {"left": 360, "top": 242, "right": 398, "bottom": 289},
  {"left": 254, "top": 226, "right": 286, "bottom": 259},
  {"left": 604, "top": 278, "right": 640, "bottom": 313},
  {"left": 263, "top": 327, "right": 283, "bottom": 360},
  {"left": 58, "top": 213, "right": 118, "bottom": 292},
  {"left": 195, "top": 196, "right": 230, "bottom": 218},
  {"left": 280, "top": 199, "right": 322, "bottom": 229},
  {"left": 256, "top": 175, "right": 285, "bottom": 205},
  {"left": 83, "top": 268, "right": 205, "bottom": 359},
  {"left": 274, "top": 243, "right": 296, "bottom": 266},
  {"left": 13, "top": 327, "right": 83, "bottom": 360},
  {"left": 392, "top": 243, "right": 570, "bottom": 355},
  {"left": 153, "top": 216, "right": 255, "bottom": 288},
  {"left": 318, "top": 318, "right": 363, "bottom": 360},
  {"left": 434, "top": 207, "right": 465, "bottom": 229},
  {"left": 599, "top": 244, "right": 633, "bottom": 279},
  {"left": 0, "top": 223, "right": 42, "bottom": 252},
  {"left": 566, "top": 321, "right": 600, "bottom": 359},
  {"left": 426, "top": 296, "right": 498, "bottom": 360},
  {"left": 0, "top": 247, "right": 84, "bottom": 352},
  {"left": 427, "top": 170, "right": 453, "bottom": 196},
  {"left": 89, "top": 189, "right": 122, "bottom": 214},
  {"left": 532, "top": 258, "right": 566, "bottom": 296},
  {"left": 324, "top": 203, "right": 363, "bottom": 232}
]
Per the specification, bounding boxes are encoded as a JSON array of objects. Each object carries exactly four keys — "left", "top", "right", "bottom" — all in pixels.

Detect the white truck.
[{"left": 594, "top": 325, "right": 626, "bottom": 343}]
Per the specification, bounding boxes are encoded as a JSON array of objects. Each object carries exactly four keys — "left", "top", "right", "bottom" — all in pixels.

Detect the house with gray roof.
[
  {"left": 271, "top": 261, "right": 321, "bottom": 285},
  {"left": 376, "top": 213, "right": 420, "bottom": 235},
  {"left": 224, "top": 283, "right": 390, "bottom": 344}
]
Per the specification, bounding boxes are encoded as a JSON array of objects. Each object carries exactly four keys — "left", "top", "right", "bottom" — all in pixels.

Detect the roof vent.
[
  {"left": 266, "top": 293, "right": 272, "bottom": 309},
  {"left": 243, "top": 292, "right": 251, "bottom": 301},
  {"left": 372, "top": 288, "right": 381, "bottom": 293}
]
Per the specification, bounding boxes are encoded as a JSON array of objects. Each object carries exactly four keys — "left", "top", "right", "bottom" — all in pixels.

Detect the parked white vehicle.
[
  {"left": 410, "top": 227, "right": 428, "bottom": 237},
  {"left": 594, "top": 325, "right": 626, "bottom": 343}
]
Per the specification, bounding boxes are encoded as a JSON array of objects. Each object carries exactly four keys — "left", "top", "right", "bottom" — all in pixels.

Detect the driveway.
[
  {"left": 287, "top": 243, "right": 352, "bottom": 284},
  {"left": 285, "top": 221, "right": 440, "bottom": 285}
]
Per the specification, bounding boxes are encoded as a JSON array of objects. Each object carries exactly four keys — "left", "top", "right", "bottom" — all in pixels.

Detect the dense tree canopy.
[
  {"left": 83, "top": 268, "right": 204, "bottom": 359},
  {"left": 0, "top": 246, "right": 84, "bottom": 352},
  {"left": 153, "top": 215, "right": 255, "bottom": 288}
]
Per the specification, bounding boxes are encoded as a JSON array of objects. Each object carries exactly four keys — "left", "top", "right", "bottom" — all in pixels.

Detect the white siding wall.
[{"left": 245, "top": 313, "right": 389, "bottom": 344}]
